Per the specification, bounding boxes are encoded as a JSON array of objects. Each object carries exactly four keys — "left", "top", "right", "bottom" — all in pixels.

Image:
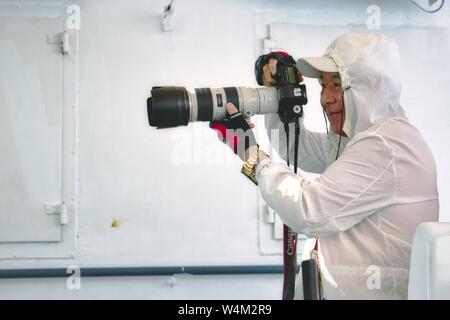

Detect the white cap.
[{"left": 296, "top": 56, "right": 338, "bottom": 78}]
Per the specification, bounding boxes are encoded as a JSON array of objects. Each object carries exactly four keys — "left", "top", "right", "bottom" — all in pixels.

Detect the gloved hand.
[
  {"left": 209, "top": 103, "right": 258, "bottom": 162},
  {"left": 254, "top": 51, "right": 303, "bottom": 87}
]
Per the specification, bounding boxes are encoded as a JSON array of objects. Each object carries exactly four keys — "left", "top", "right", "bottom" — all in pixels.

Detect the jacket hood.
[{"left": 321, "top": 32, "right": 407, "bottom": 139}]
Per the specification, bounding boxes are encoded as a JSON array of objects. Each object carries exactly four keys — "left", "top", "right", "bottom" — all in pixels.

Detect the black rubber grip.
[
  {"left": 224, "top": 87, "right": 240, "bottom": 110},
  {"left": 195, "top": 88, "right": 214, "bottom": 121}
]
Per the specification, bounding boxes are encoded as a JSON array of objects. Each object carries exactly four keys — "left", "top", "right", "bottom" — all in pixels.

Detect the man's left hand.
[{"left": 209, "top": 103, "right": 258, "bottom": 162}]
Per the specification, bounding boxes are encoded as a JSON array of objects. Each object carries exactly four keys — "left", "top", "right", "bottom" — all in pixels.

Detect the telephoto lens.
[{"left": 147, "top": 86, "right": 282, "bottom": 129}]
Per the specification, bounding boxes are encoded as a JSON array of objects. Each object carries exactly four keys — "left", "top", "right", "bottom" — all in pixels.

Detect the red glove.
[{"left": 209, "top": 103, "right": 257, "bottom": 161}]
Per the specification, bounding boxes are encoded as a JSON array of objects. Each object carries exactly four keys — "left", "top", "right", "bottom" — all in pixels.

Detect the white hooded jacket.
[{"left": 257, "top": 33, "right": 439, "bottom": 299}]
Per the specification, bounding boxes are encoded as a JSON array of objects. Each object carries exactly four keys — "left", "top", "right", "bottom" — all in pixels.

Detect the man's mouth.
[{"left": 328, "top": 111, "right": 342, "bottom": 119}]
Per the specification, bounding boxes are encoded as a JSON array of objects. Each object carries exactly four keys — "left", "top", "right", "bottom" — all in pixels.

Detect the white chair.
[{"left": 408, "top": 222, "right": 450, "bottom": 299}]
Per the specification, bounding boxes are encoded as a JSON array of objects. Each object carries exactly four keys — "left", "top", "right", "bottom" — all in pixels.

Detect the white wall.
[{"left": 0, "top": 0, "right": 449, "bottom": 299}]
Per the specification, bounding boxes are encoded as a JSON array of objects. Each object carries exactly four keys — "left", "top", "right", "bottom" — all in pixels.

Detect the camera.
[
  {"left": 147, "top": 84, "right": 307, "bottom": 128},
  {"left": 147, "top": 57, "right": 308, "bottom": 128}
]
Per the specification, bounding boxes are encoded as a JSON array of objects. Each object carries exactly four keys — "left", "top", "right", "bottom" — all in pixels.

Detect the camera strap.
[
  {"left": 282, "top": 119, "right": 323, "bottom": 300},
  {"left": 281, "top": 119, "right": 300, "bottom": 300}
]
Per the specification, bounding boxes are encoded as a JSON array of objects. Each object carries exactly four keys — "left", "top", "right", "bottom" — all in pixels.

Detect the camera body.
[{"left": 278, "top": 84, "right": 307, "bottom": 124}]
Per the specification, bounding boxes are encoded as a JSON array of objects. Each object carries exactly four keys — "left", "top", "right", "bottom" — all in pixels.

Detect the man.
[{"left": 212, "top": 32, "right": 439, "bottom": 299}]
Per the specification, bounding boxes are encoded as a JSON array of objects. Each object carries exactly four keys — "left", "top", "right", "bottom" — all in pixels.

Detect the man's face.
[{"left": 319, "top": 72, "right": 346, "bottom": 136}]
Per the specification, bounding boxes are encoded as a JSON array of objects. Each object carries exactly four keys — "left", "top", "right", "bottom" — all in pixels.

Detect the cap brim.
[{"left": 296, "top": 56, "right": 338, "bottom": 78}]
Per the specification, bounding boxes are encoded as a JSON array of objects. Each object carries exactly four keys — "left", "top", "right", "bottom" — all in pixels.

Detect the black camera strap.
[{"left": 281, "top": 119, "right": 300, "bottom": 300}]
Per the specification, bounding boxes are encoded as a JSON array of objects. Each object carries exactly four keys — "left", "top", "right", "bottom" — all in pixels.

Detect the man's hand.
[
  {"left": 210, "top": 103, "right": 258, "bottom": 162},
  {"left": 255, "top": 52, "right": 303, "bottom": 87},
  {"left": 224, "top": 103, "right": 255, "bottom": 128},
  {"left": 261, "top": 58, "right": 279, "bottom": 86}
]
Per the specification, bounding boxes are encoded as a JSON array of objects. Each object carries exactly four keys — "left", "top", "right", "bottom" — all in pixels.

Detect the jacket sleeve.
[
  {"left": 264, "top": 114, "right": 339, "bottom": 174},
  {"left": 256, "top": 133, "right": 395, "bottom": 238}
]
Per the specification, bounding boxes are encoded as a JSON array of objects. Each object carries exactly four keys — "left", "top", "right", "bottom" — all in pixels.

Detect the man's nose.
[{"left": 322, "top": 90, "right": 336, "bottom": 108}]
